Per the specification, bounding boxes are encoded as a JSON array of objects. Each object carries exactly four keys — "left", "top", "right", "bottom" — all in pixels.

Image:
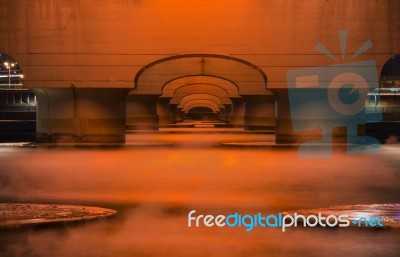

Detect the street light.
[{"left": 3, "top": 61, "right": 15, "bottom": 88}]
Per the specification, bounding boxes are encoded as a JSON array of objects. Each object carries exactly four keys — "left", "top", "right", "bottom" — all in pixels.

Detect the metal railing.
[
  {"left": 0, "top": 89, "right": 36, "bottom": 106},
  {"left": 365, "top": 106, "right": 400, "bottom": 114}
]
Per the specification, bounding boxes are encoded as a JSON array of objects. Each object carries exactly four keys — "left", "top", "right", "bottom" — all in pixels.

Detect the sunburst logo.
[
  {"left": 315, "top": 30, "right": 373, "bottom": 62},
  {"left": 286, "top": 30, "right": 382, "bottom": 158}
]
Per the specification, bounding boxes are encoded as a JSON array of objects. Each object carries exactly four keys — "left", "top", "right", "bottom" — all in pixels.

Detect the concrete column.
[
  {"left": 273, "top": 89, "right": 367, "bottom": 144},
  {"left": 32, "top": 88, "right": 131, "bottom": 144},
  {"left": 126, "top": 95, "right": 159, "bottom": 130},
  {"left": 243, "top": 95, "right": 275, "bottom": 130},
  {"left": 230, "top": 98, "right": 245, "bottom": 127},
  {"left": 169, "top": 105, "right": 179, "bottom": 124},
  {"left": 157, "top": 98, "right": 171, "bottom": 127},
  {"left": 223, "top": 104, "right": 233, "bottom": 123},
  {"left": 176, "top": 108, "right": 185, "bottom": 122},
  {"left": 273, "top": 89, "right": 298, "bottom": 143}
]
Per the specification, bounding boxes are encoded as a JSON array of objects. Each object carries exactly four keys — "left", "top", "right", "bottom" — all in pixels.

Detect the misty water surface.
[{"left": 0, "top": 132, "right": 399, "bottom": 257}]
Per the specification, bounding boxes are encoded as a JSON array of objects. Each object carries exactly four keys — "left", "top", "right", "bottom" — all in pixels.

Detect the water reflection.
[
  {"left": 0, "top": 133, "right": 399, "bottom": 257},
  {"left": 285, "top": 203, "right": 400, "bottom": 228}
]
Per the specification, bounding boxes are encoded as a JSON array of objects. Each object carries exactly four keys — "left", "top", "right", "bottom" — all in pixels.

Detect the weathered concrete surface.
[
  {"left": 33, "top": 88, "right": 131, "bottom": 143},
  {"left": 243, "top": 95, "right": 275, "bottom": 130},
  {"left": 1, "top": 0, "right": 398, "bottom": 89},
  {"left": 1, "top": 0, "right": 399, "bottom": 143},
  {"left": 126, "top": 95, "right": 159, "bottom": 130}
]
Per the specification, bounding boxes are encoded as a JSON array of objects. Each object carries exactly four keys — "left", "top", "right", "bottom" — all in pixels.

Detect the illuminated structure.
[
  {"left": 0, "top": 54, "right": 35, "bottom": 120},
  {"left": 0, "top": 0, "right": 399, "bottom": 143},
  {"left": 0, "top": 54, "right": 23, "bottom": 87}
]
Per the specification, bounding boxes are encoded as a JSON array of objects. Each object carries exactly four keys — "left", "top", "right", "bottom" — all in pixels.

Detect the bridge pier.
[
  {"left": 273, "top": 89, "right": 370, "bottom": 144},
  {"left": 32, "top": 88, "right": 131, "bottom": 144},
  {"left": 230, "top": 99, "right": 245, "bottom": 127},
  {"left": 243, "top": 95, "right": 275, "bottom": 130},
  {"left": 157, "top": 98, "right": 172, "bottom": 127},
  {"left": 126, "top": 95, "right": 159, "bottom": 130}
]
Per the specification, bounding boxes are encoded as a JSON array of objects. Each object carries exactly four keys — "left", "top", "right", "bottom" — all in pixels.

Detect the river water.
[{"left": 0, "top": 132, "right": 399, "bottom": 257}]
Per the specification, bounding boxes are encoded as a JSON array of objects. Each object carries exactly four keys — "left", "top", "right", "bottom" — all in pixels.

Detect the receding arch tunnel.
[
  {"left": 24, "top": 53, "right": 399, "bottom": 144},
  {"left": 176, "top": 94, "right": 228, "bottom": 107},
  {"left": 187, "top": 106, "right": 220, "bottom": 122},
  {"left": 181, "top": 99, "right": 222, "bottom": 111},
  {"left": 133, "top": 54, "right": 268, "bottom": 95},
  {"left": 186, "top": 105, "right": 218, "bottom": 114},
  {"left": 127, "top": 54, "right": 275, "bottom": 130},
  {"left": 161, "top": 76, "right": 241, "bottom": 98},
  {"left": 3, "top": 1, "right": 397, "bottom": 146}
]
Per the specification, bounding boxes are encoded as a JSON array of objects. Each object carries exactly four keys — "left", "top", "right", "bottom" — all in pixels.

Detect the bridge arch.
[
  {"left": 133, "top": 54, "right": 268, "bottom": 95},
  {"left": 161, "top": 76, "right": 240, "bottom": 98},
  {"left": 177, "top": 94, "right": 228, "bottom": 107},
  {"left": 128, "top": 54, "right": 274, "bottom": 130}
]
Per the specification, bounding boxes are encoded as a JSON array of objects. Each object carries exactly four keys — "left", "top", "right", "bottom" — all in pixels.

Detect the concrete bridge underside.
[
  {"left": 0, "top": 0, "right": 398, "bottom": 144},
  {"left": 127, "top": 54, "right": 275, "bottom": 131}
]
